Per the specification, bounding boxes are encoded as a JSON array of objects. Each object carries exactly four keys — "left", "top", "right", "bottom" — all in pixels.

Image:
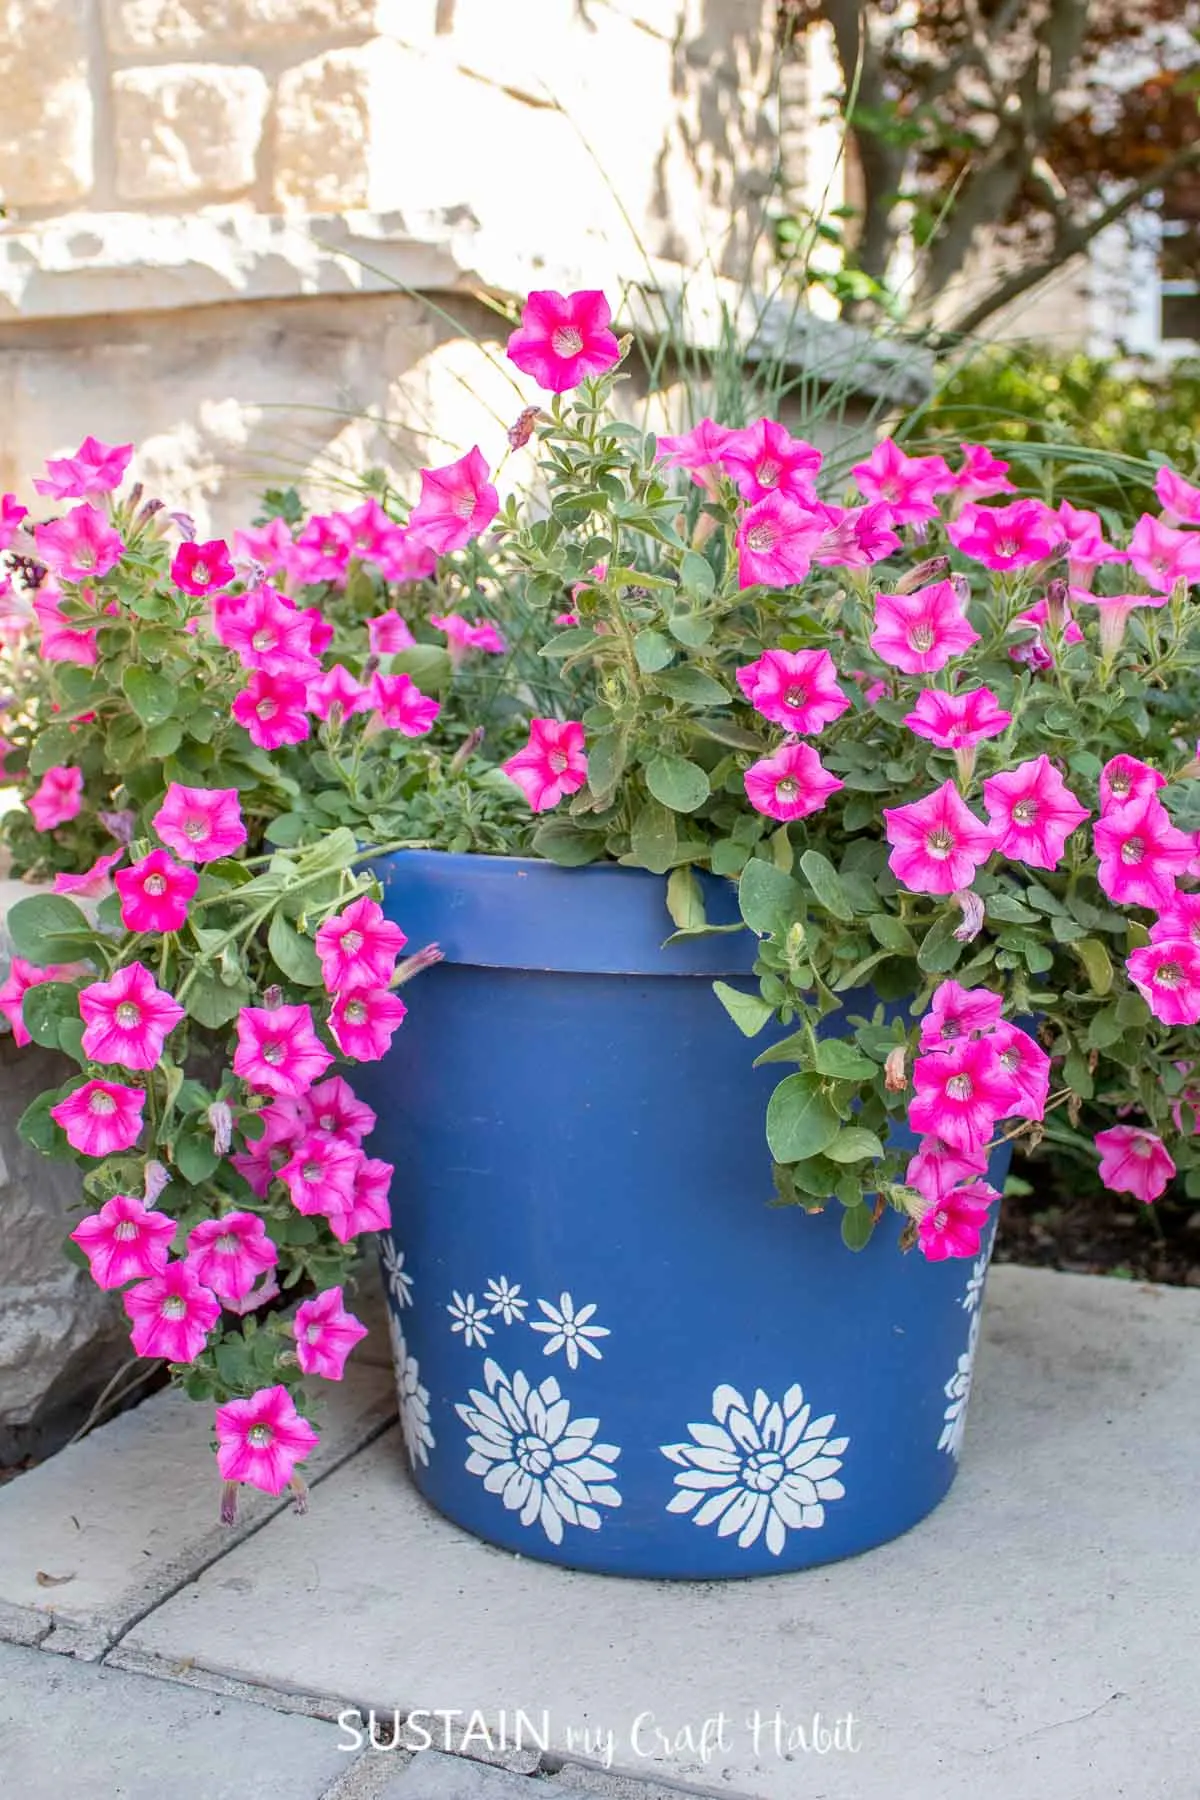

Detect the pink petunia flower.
[
  {"left": 212, "top": 586, "right": 319, "bottom": 678},
  {"left": 0, "top": 957, "right": 78, "bottom": 1048},
  {"left": 232, "top": 671, "right": 312, "bottom": 749},
  {"left": 919, "top": 980, "right": 1004, "bottom": 1049},
  {"left": 734, "top": 491, "right": 825, "bottom": 589},
  {"left": 33, "top": 437, "right": 133, "bottom": 501},
  {"left": 883, "top": 781, "right": 995, "bottom": 895},
  {"left": 233, "top": 517, "right": 294, "bottom": 579},
  {"left": 327, "top": 1154, "right": 394, "bottom": 1242},
  {"left": 953, "top": 444, "right": 1014, "bottom": 501},
  {"left": 814, "top": 502, "right": 902, "bottom": 568},
  {"left": 430, "top": 612, "right": 506, "bottom": 658},
  {"left": 234, "top": 1004, "right": 334, "bottom": 1098},
  {"left": 186, "top": 1212, "right": 278, "bottom": 1302},
  {"left": 279, "top": 1133, "right": 363, "bottom": 1219},
  {"left": 1093, "top": 795, "right": 1194, "bottom": 910},
  {"left": 506, "top": 289, "right": 621, "bottom": 393},
  {"left": 743, "top": 741, "right": 844, "bottom": 822},
  {"left": 917, "top": 1182, "right": 999, "bottom": 1261},
  {"left": 1155, "top": 466, "right": 1200, "bottom": 528},
  {"left": 1125, "top": 939, "right": 1200, "bottom": 1026},
  {"left": 982, "top": 755, "right": 1090, "bottom": 871},
  {"left": 303, "top": 1075, "right": 377, "bottom": 1144},
  {"left": 1100, "top": 754, "right": 1166, "bottom": 814},
  {"left": 1056, "top": 501, "right": 1125, "bottom": 586},
  {"left": 1127, "top": 514, "right": 1200, "bottom": 593},
  {"left": 307, "top": 663, "right": 369, "bottom": 722},
  {"left": 70, "top": 1193, "right": 177, "bottom": 1289},
  {"left": 28, "top": 764, "right": 84, "bottom": 831},
  {"left": 1070, "top": 586, "right": 1168, "bottom": 658},
  {"left": 54, "top": 849, "right": 124, "bottom": 898},
  {"left": 908, "top": 1038, "right": 1020, "bottom": 1151},
  {"left": 0, "top": 492, "right": 29, "bottom": 549},
  {"left": 114, "top": 848, "right": 198, "bottom": 933},
  {"left": 215, "top": 1384, "right": 319, "bottom": 1494},
  {"left": 153, "top": 785, "right": 247, "bottom": 864},
  {"left": 328, "top": 987, "right": 409, "bottom": 1062},
  {"left": 656, "top": 418, "right": 734, "bottom": 495},
  {"left": 1150, "top": 892, "right": 1200, "bottom": 949},
  {"left": 990, "top": 1020, "right": 1050, "bottom": 1120},
  {"left": 371, "top": 527, "right": 438, "bottom": 586},
  {"left": 851, "top": 439, "right": 953, "bottom": 525},
  {"left": 906, "top": 1135, "right": 990, "bottom": 1204},
  {"left": 124, "top": 1260, "right": 221, "bottom": 1363},
  {"left": 51, "top": 1079, "right": 146, "bottom": 1157},
  {"left": 870, "top": 579, "right": 979, "bottom": 675},
  {"left": 502, "top": 718, "right": 588, "bottom": 813},
  {"left": 719, "top": 419, "right": 821, "bottom": 503},
  {"left": 948, "top": 499, "right": 1062, "bottom": 570},
  {"left": 367, "top": 610, "right": 416, "bottom": 654},
  {"left": 293, "top": 1286, "right": 369, "bottom": 1380},
  {"left": 288, "top": 512, "right": 356, "bottom": 587},
  {"left": 314, "top": 896, "right": 407, "bottom": 992},
  {"left": 33, "top": 590, "right": 98, "bottom": 665},
  {"left": 368, "top": 672, "right": 441, "bottom": 736},
  {"left": 171, "top": 539, "right": 234, "bottom": 596},
  {"left": 1094, "top": 1125, "right": 1175, "bottom": 1204},
  {"left": 407, "top": 448, "right": 499, "bottom": 556},
  {"left": 903, "top": 686, "right": 1011, "bottom": 785},
  {"left": 735, "top": 647, "right": 850, "bottom": 735},
  {"left": 78, "top": 961, "right": 185, "bottom": 1070},
  {"left": 33, "top": 504, "right": 125, "bottom": 582}
]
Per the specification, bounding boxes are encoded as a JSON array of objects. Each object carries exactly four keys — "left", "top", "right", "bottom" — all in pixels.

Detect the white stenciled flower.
[
  {"left": 961, "top": 1252, "right": 988, "bottom": 1313},
  {"left": 455, "top": 1359, "right": 621, "bottom": 1545},
  {"left": 939, "top": 1310, "right": 981, "bottom": 1458},
  {"left": 662, "top": 1382, "right": 848, "bottom": 1557},
  {"left": 387, "top": 1310, "right": 435, "bottom": 1468},
  {"left": 484, "top": 1275, "right": 527, "bottom": 1325},
  {"left": 529, "top": 1292, "right": 610, "bottom": 1370},
  {"left": 380, "top": 1240, "right": 414, "bottom": 1310},
  {"left": 448, "top": 1290, "right": 494, "bottom": 1348}
]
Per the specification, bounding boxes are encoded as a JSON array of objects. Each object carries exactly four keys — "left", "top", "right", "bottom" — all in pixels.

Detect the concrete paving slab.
[
  {"left": 120, "top": 1268, "right": 1200, "bottom": 1800},
  {"left": 0, "top": 1640, "right": 354, "bottom": 1800},
  {"left": 0, "top": 1357, "right": 395, "bottom": 1658}
]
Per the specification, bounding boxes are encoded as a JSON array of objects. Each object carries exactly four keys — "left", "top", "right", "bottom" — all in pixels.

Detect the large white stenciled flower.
[
  {"left": 380, "top": 1240, "right": 414, "bottom": 1310},
  {"left": 387, "top": 1310, "right": 435, "bottom": 1468},
  {"left": 529, "top": 1292, "right": 609, "bottom": 1370},
  {"left": 662, "top": 1382, "right": 848, "bottom": 1556},
  {"left": 939, "top": 1310, "right": 981, "bottom": 1458},
  {"left": 455, "top": 1359, "right": 621, "bottom": 1545}
]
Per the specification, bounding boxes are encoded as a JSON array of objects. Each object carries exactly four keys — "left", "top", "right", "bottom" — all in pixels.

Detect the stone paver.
[{"left": 118, "top": 1268, "right": 1199, "bottom": 1800}]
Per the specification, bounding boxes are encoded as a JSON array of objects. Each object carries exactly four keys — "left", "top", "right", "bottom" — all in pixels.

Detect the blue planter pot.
[{"left": 358, "top": 850, "right": 1006, "bottom": 1579}]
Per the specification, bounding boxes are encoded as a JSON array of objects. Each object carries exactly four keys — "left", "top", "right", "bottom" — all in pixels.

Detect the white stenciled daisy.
[
  {"left": 380, "top": 1240, "right": 414, "bottom": 1310},
  {"left": 961, "top": 1252, "right": 988, "bottom": 1313},
  {"left": 447, "top": 1290, "right": 494, "bottom": 1348},
  {"left": 387, "top": 1309, "right": 435, "bottom": 1468},
  {"left": 484, "top": 1276, "right": 527, "bottom": 1325},
  {"left": 939, "top": 1310, "right": 981, "bottom": 1458},
  {"left": 662, "top": 1382, "right": 848, "bottom": 1557},
  {"left": 529, "top": 1292, "right": 610, "bottom": 1370},
  {"left": 455, "top": 1359, "right": 621, "bottom": 1545}
]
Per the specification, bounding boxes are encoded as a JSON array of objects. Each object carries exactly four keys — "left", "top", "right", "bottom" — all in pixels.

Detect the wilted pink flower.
[
  {"left": 407, "top": 448, "right": 499, "bottom": 557},
  {"left": 51, "top": 1079, "right": 146, "bottom": 1156},
  {"left": 70, "top": 1193, "right": 177, "bottom": 1289},
  {"left": 233, "top": 517, "right": 294, "bottom": 579},
  {"left": 814, "top": 502, "right": 902, "bottom": 568},
  {"left": 953, "top": 444, "right": 1014, "bottom": 501},
  {"left": 948, "top": 499, "right": 1061, "bottom": 570},
  {"left": 744, "top": 740, "right": 843, "bottom": 822},
  {"left": 367, "top": 610, "right": 416, "bottom": 654},
  {"left": 54, "top": 849, "right": 124, "bottom": 897},
  {"left": 1150, "top": 892, "right": 1200, "bottom": 949},
  {"left": 28, "top": 764, "right": 84, "bottom": 831},
  {"left": 734, "top": 491, "right": 825, "bottom": 589},
  {"left": 307, "top": 663, "right": 369, "bottom": 722},
  {"left": 0, "top": 957, "right": 77, "bottom": 1048},
  {"left": 919, "top": 980, "right": 1005, "bottom": 1049},
  {"left": 903, "top": 687, "right": 1011, "bottom": 752},
  {"left": 33, "top": 504, "right": 124, "bottom": 581},
  {"left": 0, "top": 492, "right": 29, "bottom": 547},
  {"left": 720, "top": 419, "right": 821, "bottom": 503},
  {"left": 125, "top": 1260, "right": 220, "bottom": 1363},
  {"left": 171, "top": 539, "right": 234, "bottom": 596},
  {"left": 1099, "top": 754, "right": 1166, "bottom": 813},
  {"left": 114, "top": 848, "right": 198, "bottom": 933},
  {"left": 213, "top": 586, "right": 319, "bottom": 678},
  {"left": 304, "top": 1076, "right": 377, "bottom": 1144},
  {"left": 1093, "top": 795, "right": 1193, "bottom": 909},
  {"left": 216, "top": 1384, "right": 319, "bottom": 1494},
  {"left": 293, "top": 1286, "right": 369, "bottom": 1380},
  {"left": 328, "top": 1154, "right": 394, "bottom": 1241},
  {"left": 502, "top": 718, "right": 588, "bottom": 812},
  {"left": 33, "top": 591, "right": 98, "bottom": 665},
  {"left": 1070, "top": 586, "right": 1168, "bottom": 658},
  {"left": 369, "top": 672, "right": 440, "bottom": 736},
  {"left": 315, "top": 896, "right": 406, "bottom": 992},
  {"left": 33, "top": 437, "right": 132, "bottom": 501},
  {"left": 883, "top": 781, "right": 995, "bottom": 895},
  {"left": 430, "top": 612, "right": 506, "bottom": 657},
  {"left": 506, "top": 289, "right": 621, "bottom": 392},
  {"left": 1094, "top": 1125, "right": 1175, "bottom": 1204},
  {"left": 1126, "top": 939, "right": 1200, "bottom": 1026},
  {"left": 232, "top": 670, "right": 311, "bottom": 749},
  {"left": 983, "top": 755, "right": 1089, "bottom": 871},
  {"left": 851, "top": 439, "right": 952, "bottom": 525},
  {"left": 656, "top": 418, "right": 734, "bottom": 494},
  {"left": 1155, "top": 466, "right": 1200, "bottom": 527},
  {"left": 79, "top": 961, "right": 185, "bottom": 1070},
  {"left": 870, "top": 579, "right": 979, "bottom": 674},
  {"left": 1056, "top": 501, "right": 1125, "bottom": 586},
  {"left": 1008, "top": 596, "right": 1084, "bottom": 669},
  {"left": 908, "top": 1038, "right": 1020, "bottom": 1151},
  {"left": 735, "top": 647, "right": 849, "bottom": 735},
  {"left": 233, "top": 1004, "right": 334, "bottom": 1098},
  {"left": 991, "top": 1020, "right": 1050, "bottom": 1120},
  {"left": 1128, "top": 514, "right": 1200, "bottom": 593},
  {"left": 329, "top": 987, "right": 409, "bottom": 1061},
  {"left": 906, "top": 1135, "right": 990, "bottom": 1203},
  {"left": 186, "top": 1212, "right": 278, "bottom": 1302},
  {"left": 153, "top": 785, "right": 246, "bottom": 864},
  {"left": 917, "top": 1182, "right": 999, "bottom": 1261}
]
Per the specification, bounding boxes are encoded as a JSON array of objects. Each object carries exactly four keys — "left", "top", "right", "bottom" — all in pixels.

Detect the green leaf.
[
  {"left": 388, "top": 644, "right": 453, "bottom": 691},
  {"left": 633, "top": 629, "right": 675, "bottom": 674},
  {"left": 738, "top": 858, "right": 801, "bottom": 935},
  {"left": 686, "top": 716, "right": 765, "bottom": 752},
  {"left": 667, "top": 613, "right": 714, "bottom": 648},
  {"left": 184, "top": 970, "right": 253, "bottom": 1029},
  {"left": 813, "top": 1039, "right": 877, "bottom": 1081},
  {"left": 145, "top": 718, "right": 184, "bottom": 758},
  {"left": 267, "top": 912, "right": 323, "bottom": 985},
  {"left": 765, "top": 1073, "right": 841, "bottom": 1163},
  {"left": 6, "top": 895, "right": 98, "bottom": 967},
  {"left": 628, "top": 800, "right": 678, "bottom": 874},
  {"left": 1075, "top": 937, "right": 1113, "bottom": 995},
  {"left": 18, "top": 1090, "right": 67, "bottom": 1155},
  {"left": 585, "top": 730, "right": 628, "bottom": 804},
  {"left": 824, "top": 1127, "right": 885, "bottom": 1163},
  {"left": 831, "top": 948, "right": 899, "bottom": 992},
  {"left": 1085, "top": 1005, "right": 1125, "bottom": 1051},
  {"left": 530, "top": 821, "right": 605, "bottom": 866},
  {"left": 18, "top": 981, "right": 81, "bottom": 1053},
  {"left": 653, "top": 666, "right": 731, "bottom": 707},
  {"left": 666, "top": 866, "right": 706, "bottom": 931},
  {"left": 679, "top": 550, "right": 716, "bottom": 598},
  {"left": 868, "top": 913, "right": 916, "bottom": 953},
  {"left": 645, "top": 754, "right": 710, "bottom": 814},
  {"left": 539, "top": 626, "right": 599, "bottom": 659},
  {"left": 917, "top": 913, "right": 965, "bottom": 974},
  {"left": 799, "top": 850, "right": 854, "bottom": 922},
  {"left": 986, "top": 892, "right": 1040, "bottom": 925},
  {"left": 841, "top": 1205, "right": 876, "bottom": 1251},
  {"left": 785, "top": 1153, "right": 840, "bottom": 1197},
  {"left": 173, "top": 1129, "right": 221, "bottom": 1186},
  {"left": 712, "top": 980, "right": 775, "bottom": 1037},
  {"left": 122, "top": 665, "right": 178, "bottom": 728}
]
